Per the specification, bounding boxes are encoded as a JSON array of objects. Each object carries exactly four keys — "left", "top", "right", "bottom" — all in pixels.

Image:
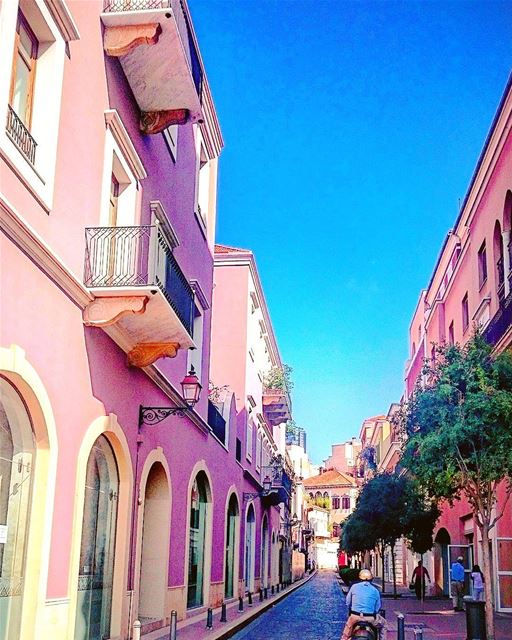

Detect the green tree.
[{"left": 400, "top": 334, "right": 512, "bottom": 640}]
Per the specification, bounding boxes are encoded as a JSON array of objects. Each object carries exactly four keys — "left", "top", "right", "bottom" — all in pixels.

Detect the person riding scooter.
[{"left": 340, "top": 569, "right": 387, "bottom": 640}]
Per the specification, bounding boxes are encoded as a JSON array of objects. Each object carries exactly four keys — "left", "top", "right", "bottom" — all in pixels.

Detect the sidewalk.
[
  {"left": 142, "top": 572, "right": 316, "bottom": 640},
  {"left": 373, "top": 579, "right": 512, "bottom": 639}
]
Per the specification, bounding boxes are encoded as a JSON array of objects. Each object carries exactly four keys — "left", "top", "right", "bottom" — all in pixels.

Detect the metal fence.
[{"left": 103, "top": 1, "right": 170, "bottom": 11}]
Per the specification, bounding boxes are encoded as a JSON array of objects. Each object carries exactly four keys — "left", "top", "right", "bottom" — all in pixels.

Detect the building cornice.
[
  {"left": 0, "top": 194, "right": 92, "bottom": 308},
  {"left": 44, "top": 0, "right": 80, "bottom": 42}
]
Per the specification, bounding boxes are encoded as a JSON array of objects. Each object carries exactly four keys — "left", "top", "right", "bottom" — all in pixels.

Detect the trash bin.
[{"left": 463, "top": 596, "right": 487, "bottom": 640}]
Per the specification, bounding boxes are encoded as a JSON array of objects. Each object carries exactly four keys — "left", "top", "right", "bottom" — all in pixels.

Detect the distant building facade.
[{"left": 323, "top": 437, "right": 361, "bottom": 477}]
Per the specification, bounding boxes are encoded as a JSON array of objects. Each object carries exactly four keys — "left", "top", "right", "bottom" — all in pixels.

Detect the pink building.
[
  {"left": 0, "top": 2, "right": 292, "bottom": 640},
  {"left": 323, "top": 438, "right": 361, "bottom": 477},
  {"left": 404, "top": 74, "right": 512, "bottom": 612},
  {"left": 210, "top": 245, "right": 296, "bottom": 588}
]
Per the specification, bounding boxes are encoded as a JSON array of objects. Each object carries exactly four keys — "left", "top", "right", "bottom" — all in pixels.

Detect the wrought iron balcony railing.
[
  {"left": 6, "top": 105, "right": 37, "bottom": 165},
  {"left": 483, "top": 288, "right": 512, "bottom": 347},
  {"left": 102, "top": 0, "right": 203, "bottom": 102},
  {"left": 84, "top": 225, "right": 194, "bottom": 336}
]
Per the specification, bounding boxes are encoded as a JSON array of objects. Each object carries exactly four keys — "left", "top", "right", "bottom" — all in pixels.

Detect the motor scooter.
[{"left": 350, "top": 619, "right": 379, "bottom": 639}]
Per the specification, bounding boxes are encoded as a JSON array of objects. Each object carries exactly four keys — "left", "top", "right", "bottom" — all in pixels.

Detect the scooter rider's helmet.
[{"left": 359, "top": 569, "right": 373, "bottom": 581}]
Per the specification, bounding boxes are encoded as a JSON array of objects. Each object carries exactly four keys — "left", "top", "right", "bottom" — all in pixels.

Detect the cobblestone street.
[{"left": 231, "top": 572, "right": 346, "bottom": 640}]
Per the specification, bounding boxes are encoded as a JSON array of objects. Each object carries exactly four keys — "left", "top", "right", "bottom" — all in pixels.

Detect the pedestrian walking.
[
  {"left": 341, "top": 569, "right": 387, "bottom": 640},
  {"left": 411, "top": 560, "right": 430, "bottom": 600},
  {"left": 471, "top": 564, "right": 485, "bottom": 601},
  {"left": 450, "top": 556, "right": 465, "bottom": 611}
]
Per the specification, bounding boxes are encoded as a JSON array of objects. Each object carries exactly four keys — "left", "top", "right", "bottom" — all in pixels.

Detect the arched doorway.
[
  {"left": 187, "top": 472, "right": 211, "bottom": 609},
  {"left": 261, "top": 515, "right": 269, "bottom": 588},
  {"left": 0, "top": 376, "right": 36, "bottom": 640},
  {"left": 224, "top": 494, "right": 239, "bottom": 599},
  {"left": 244, "top": 504, "right": 256, "bottom": 593},
  {"left": 74, "top": 435, "right": 119, "bottom": 640},
  {"left": 434, "top": 528, "right": 451, "bottom": 596},
  {"left": 138, "top": 462, "right": 170, "bottom": 622}
]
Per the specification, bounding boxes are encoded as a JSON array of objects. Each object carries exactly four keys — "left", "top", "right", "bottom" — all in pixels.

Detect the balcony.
[
  {"left": 262, "top": 388, "right": 292, "bottom": 426},
  {"left": 101, "top": 0, "right": 203, "bottom": 133},
  {"left": 83, "top": 225, "right": 195, "bottom": 367},
  {"left": 483, "top": 288, "right": 512, "bottom": 349},
  {"left": 261, "top": 456, "right": 293, "bottom": 506}
]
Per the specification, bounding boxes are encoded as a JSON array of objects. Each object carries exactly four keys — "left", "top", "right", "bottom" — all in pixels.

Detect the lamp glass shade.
[
  {"left": 181, "top": 366, "right": 202, "bottom": 406},
  {"left": 263, "top": 475, "right": 272, "bottom": 492}
]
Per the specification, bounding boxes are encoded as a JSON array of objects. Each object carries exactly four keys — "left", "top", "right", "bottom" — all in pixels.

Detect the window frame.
[
  {"left": 478, "top": 241, "right": 488, "bottom": 290},
  {"left": 462, "top": 293, "right": 469, "bottom": 334},
  {"left": 9, "top": 11, "right": 39, "bottom": 129}
]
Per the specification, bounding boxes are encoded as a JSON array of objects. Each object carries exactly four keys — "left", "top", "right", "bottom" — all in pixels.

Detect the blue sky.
[{"left": 190, "top": 0, "right": 511, "bottom": 464}]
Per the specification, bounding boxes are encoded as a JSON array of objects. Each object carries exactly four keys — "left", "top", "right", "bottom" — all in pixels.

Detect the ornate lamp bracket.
[{"left": 138, "top": 404, "right": 188, "bottom": 427}]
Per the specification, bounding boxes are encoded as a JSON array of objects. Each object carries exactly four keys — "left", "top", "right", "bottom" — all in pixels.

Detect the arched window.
[
  {"left": 75, "top": 434, "right": 119, "bottom": 640},
  {"left": 245, "top": 504, "right": 256, "bottom": 592},
  {"left": 323, "top": 491, "right": 329, "bottom": 499},
  {"left": 187, "top": 471, "right": 211, "bottom": 608},
  {"left": 342, "top": 496, "right": 351, "bottom": 510},
  {"left": 261, "top": 515, "right": 269, "bottom": 588},
  {"left": 139, "top": 463, "right": 170, "bottom": 621},
  {"left": 0, "top": 376, "right": 36, "bottom": 640},
  {"left": 225, "top": 494, "right": 239, "bottom": 599}
]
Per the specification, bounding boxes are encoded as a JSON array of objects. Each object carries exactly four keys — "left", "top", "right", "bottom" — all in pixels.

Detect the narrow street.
[{"left": 231, "top": 572, "right": 346, "bottom": 639}]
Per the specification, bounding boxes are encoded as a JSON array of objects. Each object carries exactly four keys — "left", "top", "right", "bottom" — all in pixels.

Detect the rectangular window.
[
  {"left": 332, "top": 497, "right": 340, "bottom": 509},
  {"left": 236, "top": 438, "right": 242, "bottom": 463},
  {"left": 448, "top": 321, "right": 455, "bottom": 346},
  {"left": 478, "top": 241, "right": 487, "bottom": 288},
  {"left": 163, "top": 124, "right": 178, "bottom": 162},
  {"left": 462, "top": 293, "right": 469, "bottom": 333},
  {"left": 256, "top": 433, "right": 262, "bottom": 471},
  {"left": 9, "top": 12, "right": 38, "bottom": 128},
  {"left": 109, "top": 173, "right": 119, "bottom": 225},
  {"left": 246, "top": 421, "right": 253, "bottom": 462}
]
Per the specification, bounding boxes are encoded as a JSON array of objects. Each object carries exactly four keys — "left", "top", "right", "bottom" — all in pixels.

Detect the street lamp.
[
  {"left": 243, "top": 475, "right": 273, "bottom": 502},
  {"left": 138, "top": 366, "right": 202, "bottom": 426}
]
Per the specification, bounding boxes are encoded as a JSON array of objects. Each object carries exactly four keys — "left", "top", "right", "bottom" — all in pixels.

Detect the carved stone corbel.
[
  {"left": 103, "top": 23, "right": 162, "bottom": 57},
  {"left": 127, "top": 342, "right": 180, "bottom": 367},
  {"left": 140, "top": 109, "right": 189, "bottom": 134},
  {"left": 83, "top": 297, "right": 148, "bottom": 327}
]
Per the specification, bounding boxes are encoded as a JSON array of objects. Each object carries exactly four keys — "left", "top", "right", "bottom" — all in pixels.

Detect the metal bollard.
[
  {"left": 206, "top": 608, "right": 213, "bottom": 629},
  {"left": 248, "top": 591, "right": 253, "bottom": 606},
  {"left": 276, "top": 583, "right": 280, "bottom": 593},
  {"left": 133, "top": 620, "right": 141, "bottom": 640},
  {"left": 238, "top": 596, "right": 244, "bottom": 612},
  {"left": 264, "top": 587, "right": 268, "bottom": 600},
  {"left": 397, "top": 613, "right": 405, "bottom": 640},
  {"left": 271, "top": 585, "right": 275, "bottom": 595},
  {"left": 259, "top": 588, "right": 263, "bottom": 602},
  {"left": 168, "top": 610, "right": 177, "bottom": 640},
  {"left": 220, "top": 603, "right": 227, "bottom": 623},
  {"left": 413, "top": 628, "right": 423, "bottom": 640}
]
